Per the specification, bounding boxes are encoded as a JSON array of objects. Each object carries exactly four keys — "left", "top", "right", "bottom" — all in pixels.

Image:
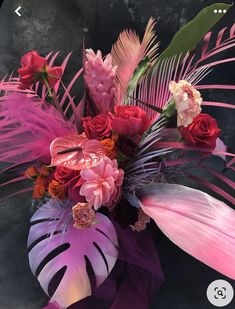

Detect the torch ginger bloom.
[
  {"left": 80, "top": 157, "right": 124, "bottom": 210},
  {"left": 84, "top": 49, "right": 117, "bottom": 114},
  {"left": 169, "top": 80, "right": 202, "bottom": 127}
]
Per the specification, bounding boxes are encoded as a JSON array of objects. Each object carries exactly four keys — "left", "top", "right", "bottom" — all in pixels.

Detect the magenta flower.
[{"left": 79, "top": 157, "right": 124, "bottom": 210}]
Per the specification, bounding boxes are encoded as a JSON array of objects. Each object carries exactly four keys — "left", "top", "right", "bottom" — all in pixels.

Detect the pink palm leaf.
[
  {"left": 111, "top": 17, "right": 159, "bottom": 104},
  {"left": 138, "top": 183, "right": 235, "bottom": 279},
  {"left": 131, "top": 23, "right": 235, "bottom": 117},
  {"left": 0, "top": 52, "right": 84, "bottom": 123}
]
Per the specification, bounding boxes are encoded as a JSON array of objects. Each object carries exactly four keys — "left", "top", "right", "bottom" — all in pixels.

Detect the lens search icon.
[{"left": 207, "top": 280, "right": 234, "bottom": 307}]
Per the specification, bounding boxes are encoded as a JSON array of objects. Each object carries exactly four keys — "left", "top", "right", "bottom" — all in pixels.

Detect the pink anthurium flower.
[{"left": 50, "top": 134, "right": 105, "bottom": 170}]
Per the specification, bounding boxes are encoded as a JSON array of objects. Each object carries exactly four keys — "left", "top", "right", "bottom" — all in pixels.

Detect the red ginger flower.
[{"left": 18, "top": 50, "right": 63, "bottom": 89}]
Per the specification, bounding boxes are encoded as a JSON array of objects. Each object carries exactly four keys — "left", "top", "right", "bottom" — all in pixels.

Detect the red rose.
[
  {"left": 54, "top": 166, "right": 81, "bottom": 187},
  {"left": 18, "top": 50, "right": 62, "bottom": 89},
  {"left": 111, "top": 106, "right": 151, "bottom": 136},
  {"left": 82, "top": 114, "right": 112, "bottom": 140},
  {"left": 54, "top": 166, "right": 84, "bottom": 203},
  {"left": 180, "top": 113, "right": 221, "bottom": 148}
]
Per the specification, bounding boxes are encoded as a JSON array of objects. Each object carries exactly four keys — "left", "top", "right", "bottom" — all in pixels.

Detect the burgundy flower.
[
  {"left": 53, "top": 166, "right": 84, "bottom": 202},
  {"left": 82, "top": 114, "right": 112, "bottom": 140},
  {"left": 180, "top": 113, "right": 221, "bottom": 149}
]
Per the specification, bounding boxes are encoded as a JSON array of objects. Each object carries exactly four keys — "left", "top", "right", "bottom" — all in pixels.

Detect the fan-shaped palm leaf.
[
  {"left": 0, "top": 52, "right": 84, "bottom": 122},
  {"left": 111, "top": 17, "right": 159, "bottom": 103},
  {"left": 130, "top": 23, "right": 235, "bottom": 117}
]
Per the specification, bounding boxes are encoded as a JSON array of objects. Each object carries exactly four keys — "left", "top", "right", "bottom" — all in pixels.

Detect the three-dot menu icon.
[{"left": 214, "top": 9, "right": 227, "bottom": 14}]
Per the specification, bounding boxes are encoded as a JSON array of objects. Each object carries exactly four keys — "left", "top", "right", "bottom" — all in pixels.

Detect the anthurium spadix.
[{"left": 137, "top": 183, "right": 235, "bottom": 280}]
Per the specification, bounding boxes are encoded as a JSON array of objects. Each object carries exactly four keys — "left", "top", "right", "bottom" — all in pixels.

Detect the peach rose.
[
  {"left": 72, "top": 203, "right": 96, "bottom": 229},
  {"left": 169, "top": 80, "right": 202, "bottom": 127}
]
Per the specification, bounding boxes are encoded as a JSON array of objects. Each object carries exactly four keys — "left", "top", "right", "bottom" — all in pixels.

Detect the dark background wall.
[{"left": 0, "top": 0, "right": 234, "bottom": 308}]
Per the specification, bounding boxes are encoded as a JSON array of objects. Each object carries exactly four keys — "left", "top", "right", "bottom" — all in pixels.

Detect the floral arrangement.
[{"left": 0, "top": 3, "right": 235, "bottom": 309}]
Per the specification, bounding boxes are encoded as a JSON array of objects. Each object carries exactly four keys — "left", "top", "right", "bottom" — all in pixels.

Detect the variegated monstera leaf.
[{"left": 28, "top": 200, "right": 118, "bottom": 308}]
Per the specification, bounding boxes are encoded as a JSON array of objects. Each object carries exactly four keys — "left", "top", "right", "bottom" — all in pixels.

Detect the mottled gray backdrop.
[{"left": 0, "top": 0, "right": 234, "bottom": 308}]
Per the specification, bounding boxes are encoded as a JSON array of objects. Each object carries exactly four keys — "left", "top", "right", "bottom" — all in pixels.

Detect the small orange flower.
[
  {"left": 32, "top": 175, "right": 46, "bottom": 199},
  {"left": 48, "top": 180, "right": 65, "bottom": 199},
  {"left": 100, "top": 135, "right": 117, "bottom": 159},
  {"left": 35, "top": 175, "right": 46, "bottom": 185},
  {"left": 32, "top": 183, "right": 46, "bottom": 199},
  {"left": 25, "top": 166, "right": 38, "bottom": 178},
  {"left": 38, "top": 164, "right": 50, "bottom": 177}
]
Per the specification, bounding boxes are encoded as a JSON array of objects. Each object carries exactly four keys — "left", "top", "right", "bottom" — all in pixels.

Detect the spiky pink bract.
[{"left": 84, "top": 49, "right": 117, "bottom": 114}]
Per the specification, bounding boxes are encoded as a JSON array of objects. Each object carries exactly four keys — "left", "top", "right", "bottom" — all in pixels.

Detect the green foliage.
[{"left": 158, "top": 3, "right": 232, "bottom": 61}]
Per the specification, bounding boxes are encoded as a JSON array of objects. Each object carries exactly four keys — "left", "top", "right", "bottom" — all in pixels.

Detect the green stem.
[
  {"left": 41, "top": 74, "right": 65, "bottom": 119},
  {"left": 42, "top": 75, "right": 53, "bottom": 98}
]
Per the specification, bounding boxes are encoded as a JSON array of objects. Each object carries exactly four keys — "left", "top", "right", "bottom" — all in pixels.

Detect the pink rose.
[
  {"left": 79, "top": 157, "right": 124, "bottom": 210},
  {"left": 82, "top": 114, "right": 112, "bottom": 140},
  {"left": 169, "top": 80, "right": 202, "bottom": 127},
  {"left": 111, "top": 105, "right": 151, "bottom": 136}
]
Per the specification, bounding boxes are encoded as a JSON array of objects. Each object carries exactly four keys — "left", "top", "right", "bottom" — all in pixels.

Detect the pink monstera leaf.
[
  {"left": 28, "top": 199, "right": 118, "bottom": 308},
  {"left": 137, "top": 183, "right": 235, "bottom": 280},
  {"left": 50, "top": 134, "right": 105, "bottom": 170}
]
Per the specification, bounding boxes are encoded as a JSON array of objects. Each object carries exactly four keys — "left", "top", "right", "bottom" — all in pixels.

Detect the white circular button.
[
  {"left": 214, "top": 9, "right": 218, "bottom": 13},
  {"left": 207, "top": 280, "right": 234, "bottom": 307}
]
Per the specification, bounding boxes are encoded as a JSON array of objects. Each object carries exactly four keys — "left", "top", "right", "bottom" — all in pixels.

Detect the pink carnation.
[
  {"left": 79, "top": 157, "right": 124, "bottom": 210},
  {"left": 169, "top": 80, "right": 202, "bottom": 127}
]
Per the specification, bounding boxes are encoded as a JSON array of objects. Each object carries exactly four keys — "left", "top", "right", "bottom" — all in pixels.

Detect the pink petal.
[
  {"left": 50, "top": 134, "right": 105, "bottom": 170},
  {"left": 213, "top": 138, "right": 227, "bottom": 160}
]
